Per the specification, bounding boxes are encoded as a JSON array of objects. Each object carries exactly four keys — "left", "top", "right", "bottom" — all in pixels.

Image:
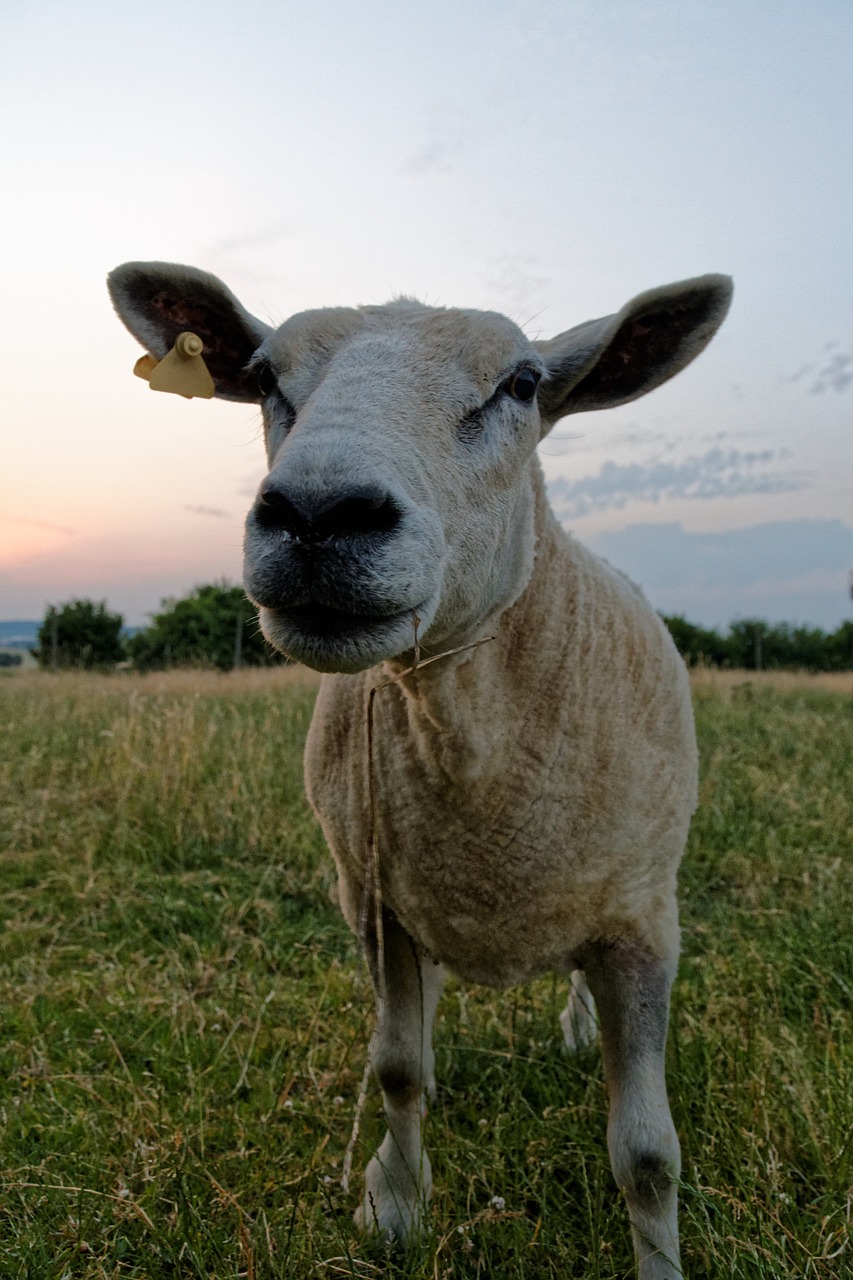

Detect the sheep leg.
[
  {"left": 583, "top": 941, "right": 683, "bottom": 1280},
  {"left": 560, "top": 968, "right": 598, "bottom": 1051},
  {"left": 355, "top": 910, "right": 445, "bottom": 1245}
]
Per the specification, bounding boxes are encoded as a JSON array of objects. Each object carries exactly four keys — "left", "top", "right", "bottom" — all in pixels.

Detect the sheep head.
[{"left": 108, "top": 263, "right": 732, "bottom": 673}]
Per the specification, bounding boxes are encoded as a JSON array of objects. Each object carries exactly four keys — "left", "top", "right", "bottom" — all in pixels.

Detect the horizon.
[{"left": 4, "top": 572, "right": 852, "bottom": 641}]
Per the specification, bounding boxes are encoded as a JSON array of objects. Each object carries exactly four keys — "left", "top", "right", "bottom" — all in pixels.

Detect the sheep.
[{"left": 108, "top": 261, "right": 733, "bottom": 1279}]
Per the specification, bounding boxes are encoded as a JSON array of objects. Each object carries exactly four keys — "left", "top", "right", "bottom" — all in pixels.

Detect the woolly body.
[{"left": 307, "top": 465, "right": 695, "bottom": 989}]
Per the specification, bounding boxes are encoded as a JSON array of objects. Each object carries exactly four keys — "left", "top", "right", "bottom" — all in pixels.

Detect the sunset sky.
[{"left": 2, "top": 0, "right": 852, "bottom": 629}]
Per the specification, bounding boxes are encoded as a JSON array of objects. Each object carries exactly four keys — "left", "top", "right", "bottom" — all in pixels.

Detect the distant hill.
[
  {"left": 0, "top": 620, "right": 142, "bottom": 650},
  {"left": 0, "top": 620, "right": 39, "bottom": 648}
]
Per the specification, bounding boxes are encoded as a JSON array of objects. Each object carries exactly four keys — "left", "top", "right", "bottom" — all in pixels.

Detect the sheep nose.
[{"left": 254, "top": 482, "right": 402, "bottom": 544}]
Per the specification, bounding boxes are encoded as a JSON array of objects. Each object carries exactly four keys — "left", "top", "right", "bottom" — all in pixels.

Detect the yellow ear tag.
[
  {"left": 135, "top": 332, "right": 215, "bottom": 399},
  {"left": 133, "top": 353, "right": 159, "bottom": 380}
]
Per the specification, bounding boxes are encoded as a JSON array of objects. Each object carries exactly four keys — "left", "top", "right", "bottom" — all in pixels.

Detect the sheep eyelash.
[
  {"left": 456, "top": 365, "right": 542, "bottom": 442},
  {"left": 456, "top": 403, "right": 490, "bottom": 443},
  {"left": 263, "top": 401, "right": 297, "bottom": 445},
  {"left": 251, "top": 360, "right": 297, "bottom": 426}
]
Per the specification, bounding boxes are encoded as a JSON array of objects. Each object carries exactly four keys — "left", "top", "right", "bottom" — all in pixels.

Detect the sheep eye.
[
  {"left": 256, "top": 363, "right": 278, "bottom": 398},
  {"left": 505, "top": 368, "right": 540, "bottom": 403}
]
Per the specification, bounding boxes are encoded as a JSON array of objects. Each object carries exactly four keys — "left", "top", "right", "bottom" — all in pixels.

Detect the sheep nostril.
[
  {"left": 314, "top": 491, "right": 400, "bottom": 541},
  {"left": 254, "top": 484, "right": 401, "bottom": 543},
  {"left": 255, "top": 487, "right": 311, "bottom": 538}
]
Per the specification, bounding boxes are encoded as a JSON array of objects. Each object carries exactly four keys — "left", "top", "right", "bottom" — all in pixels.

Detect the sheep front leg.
[
  {"left": 355, "top": 910, "right": 445, "bottom": 1245},
  {"left": 583, "top": 940, "right": 683, "bottom": 1280}
]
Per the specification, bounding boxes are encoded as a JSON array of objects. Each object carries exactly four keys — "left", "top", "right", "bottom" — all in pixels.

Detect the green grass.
[{"left": 1, "top": 670, "right": 851, "bottom": 1279}]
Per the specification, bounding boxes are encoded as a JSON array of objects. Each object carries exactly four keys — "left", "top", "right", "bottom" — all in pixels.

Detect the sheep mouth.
[
  {"left": 259, "top": 598, "right": 433, "bottom": 672},
  {"left": 277, "top": 601, "right": 417, "bottom": 634}
]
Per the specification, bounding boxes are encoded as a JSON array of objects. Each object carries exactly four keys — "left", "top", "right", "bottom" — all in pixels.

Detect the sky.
[{"left": 2, "top": 0, "right": 852, "bottom": 630}]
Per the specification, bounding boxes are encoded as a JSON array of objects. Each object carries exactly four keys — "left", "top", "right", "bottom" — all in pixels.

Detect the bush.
[
  {"left": 129, "top": 583, "right": 283, "bottom": 671},
  {"left": 35, "top": 599, "right": 124, "bottom": 669}
]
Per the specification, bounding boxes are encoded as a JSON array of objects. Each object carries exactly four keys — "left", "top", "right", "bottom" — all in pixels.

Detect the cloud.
[
  {"left": 483, "top": 254, "right": 553, "bottom": 318},
  {"left": 400, "top": 107, "right": 476, "bottom": 176},
  {"left": 584, "top": 518, "right": 853, "bottom": 628},
  {"left": 1, "top": 514, "right": 76, "bottom": 536},
  {"left": 783, "top": 363, "right": 814, "bottom": 385},
  {"left": 401, "top": 139, "right": 454, "bottom": 174},
  {"left": 547, "top": 447, "right": 806, "bottom": 519},
  {"left": 811, "top": 346, "right": 853, "bottom": 394},
  {"left": 204, "top": 225, "right": 288, "bottom": 260},
  {"left": 782, "top": 343, "right": 853, "bottom": 393},
  {"left": 184, "top": 504, "right": 229, "bottom": 519},
  {"left": 550, "top": 426, "right": 741, "bottom": 456}
]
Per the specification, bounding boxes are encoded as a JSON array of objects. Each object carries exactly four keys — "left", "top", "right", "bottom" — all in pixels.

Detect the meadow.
[{"left": 1, "top": 667, "right": 851, "bottom": 1279}]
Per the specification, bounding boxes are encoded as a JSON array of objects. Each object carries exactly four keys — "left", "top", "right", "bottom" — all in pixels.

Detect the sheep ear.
[
  {"left": 534, "top": 274, "right": 733, "bottom": 427},
  {"left": 107, "top": 261, "right": 271, "bottom": 402}
]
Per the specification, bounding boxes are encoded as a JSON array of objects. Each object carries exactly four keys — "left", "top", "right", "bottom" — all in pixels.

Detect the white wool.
[
  {"left": 306, "top": 462, "right": 695, "bottom": 988},
  {"left": 108, "top": 260, "right": 733, "bottom": 1280}
]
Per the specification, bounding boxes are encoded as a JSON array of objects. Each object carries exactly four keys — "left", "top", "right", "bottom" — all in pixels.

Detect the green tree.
[
  {"left": 653, "top": 611, "right": 727, "bottom": 665},
  {"left": 660, "top": 614, "right": 730, "bottom": 667},
  {"left": 726, "top": 618, "right": 784, "bottom": 670},
  {"left": 35, "top": 599, "right": 125, "bottom": 669},
  {"left": 129, "top": 583, "right": 281, "bottom": 671},
  {"left": 661, "top": 614, "right": 853, "bottom": 672},
  {"left": 786, "top": 623, "right": 832, "bottom": 671},
  {"left": 825, "top": 619, "right": 853, "bottom": 670}
]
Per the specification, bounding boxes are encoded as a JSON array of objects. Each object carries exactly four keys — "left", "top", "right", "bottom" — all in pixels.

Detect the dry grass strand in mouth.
[{"left": 341, "top": 614, "right": 495, "bottom": 1195}]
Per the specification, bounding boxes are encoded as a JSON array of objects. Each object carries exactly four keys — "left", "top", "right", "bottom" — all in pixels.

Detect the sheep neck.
[{"left": 376, "top": 461, "right": 565, "bottom": 771}]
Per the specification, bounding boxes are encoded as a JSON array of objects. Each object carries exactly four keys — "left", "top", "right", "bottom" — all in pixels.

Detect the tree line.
[
  {"left": 25, "top": 587, "right": 853, "bottom": 673},
  {"left": 661, "top": 614, "right": 853, "bottom": 672},
  {"left": 33, "top": 586, "right": 283, "bottom": 672}
]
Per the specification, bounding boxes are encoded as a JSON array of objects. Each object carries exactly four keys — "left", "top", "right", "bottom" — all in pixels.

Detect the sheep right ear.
[
  {"left": 107, "top": 261, "right": 271, "bottom": 402},
  {"left": 534, "top": 274, "right": 733, "bottom": 427}
]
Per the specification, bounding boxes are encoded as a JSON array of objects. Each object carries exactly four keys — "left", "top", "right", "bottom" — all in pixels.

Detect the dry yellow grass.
[
  {"left": 5, "top": 663, "right": 322, "bottom": 697},
  {"left": 7, "top": 662, "right": 851, "bottom": 699},
  {"left": 690, "top": 666, "right": 853, "bottom": 694},
  {"left": 124, "top": 663, "right": 851, "bottom": 697}
]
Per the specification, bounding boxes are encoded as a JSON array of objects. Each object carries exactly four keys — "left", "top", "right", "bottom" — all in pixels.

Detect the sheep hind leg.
[
  {"left": 560, "top": 968, "right": 598, "bottom": 1051},
  {"left": 583, "top": 940, "right": 683, "bottom": 1280},
  {"left": 355, "top": 910, "right": 445, "bottom": 1246}
]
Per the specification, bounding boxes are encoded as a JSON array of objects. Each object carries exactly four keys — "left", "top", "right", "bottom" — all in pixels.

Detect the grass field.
[{"left": 1, "top": 668, "right": 851, "bottom": 1279}]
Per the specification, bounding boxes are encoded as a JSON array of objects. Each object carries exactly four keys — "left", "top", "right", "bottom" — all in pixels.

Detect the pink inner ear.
[
  {"left": 151, "top": 292, "right": 198, "bottom": 332},
  {"left": 569, "top": 299, "right": 720, "bottom": 408},
  {"left": 148, "top": 289, "right": 259, "bottom": 390},
  {"left": 538, "top": 276, "right": 731, "bottom": 420}
]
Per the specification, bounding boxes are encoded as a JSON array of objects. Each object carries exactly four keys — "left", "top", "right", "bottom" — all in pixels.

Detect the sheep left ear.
[
  {"left": 534, "top": 274, "right": 733, "bottom": 428},
  {"left": 107, "top": 261, "right": 272, "bottom": 402}
]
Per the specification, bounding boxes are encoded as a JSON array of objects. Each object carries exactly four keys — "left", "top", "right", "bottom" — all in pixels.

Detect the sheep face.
[
  {"left": 244, "top": 301, "right": 545, "bottom": 672},
  {"left": 107, "top": 262, "right": 732, "bottom": 674}
]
